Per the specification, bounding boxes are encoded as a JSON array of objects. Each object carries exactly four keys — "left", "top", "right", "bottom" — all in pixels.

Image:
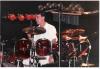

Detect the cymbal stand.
[
  {"left": 68, "top": 59, "right": 72, "bottom": 67},
  {"left": 13, "top": 39, "right": 17, "bottom": 55},
  {"left": 28, "top": 20, "right": 39, "bottom": 67},
  {"left": 68, "top": 42, "right": 77, "bottom": 67},
  {"left": 29, "top": 37, "right": 40, "bottom": 67},
  {"left": 79, "top": 43, "right": 83, "bottom": 63},
  {"left": 34, "top": 56, "right": 40, "bottom": 67},
  {"left": 50, "top": 40, "right": 53, "bottom": 56},
  {"left": 73, "top": 53, "right": 77, "bottom": 67},
  {"left": 0, "top": 40, "right": 6, "bottom": 66},
  {"left": 72, "top": 42, "right": 77, "bottom": 67},
  {"left": 16, "top": 59, "right": 23, "bottom": 67},
  {"left": 29, "top": 37, "right": 35, "bottom": 67},
  {"left": 86, "top": 39, "right": 91, "bottom": 67}
]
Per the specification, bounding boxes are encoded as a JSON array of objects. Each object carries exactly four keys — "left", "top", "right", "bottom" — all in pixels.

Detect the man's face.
[{"left": 36, "top": 14, "right": 45, "bottom": 25}]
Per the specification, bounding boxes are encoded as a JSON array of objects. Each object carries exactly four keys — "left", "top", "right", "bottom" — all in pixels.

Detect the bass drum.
[{"left": 36, "top": 39, "right": 51, "bottom": 56}]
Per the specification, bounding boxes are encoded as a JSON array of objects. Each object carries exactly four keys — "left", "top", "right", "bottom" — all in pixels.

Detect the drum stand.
[
  {"left": 24, "top": 21, "right": 40, "bottom": 67},
  {"left": 85, "top": 39, "right": 91, "bottom": 67},
  {"left": 50, "top": 40, "right": 53, "bottom": 56},
  {"left": 29, "top": 45, "right": 37, "bottom": 67},
  {"left": 68, "top": 42, "right": 78, "bottom": 67},
  {"left": 13, "top": 40, "right": 17, "bottom": 55},
  {"left": 79, "top": 39, "right": 92, "bottom": 67},
  {"left": 29, "top": 37, "right": 40, "bottom": 67},
  {"left": 13, "top": 39, "right": 23, "bottom": 67},
  {"left": 68, "top": 59, "right": 72, "bottom": 67},
  {"left": 16, "top": 59, "right": 23, "bottom": 67}
]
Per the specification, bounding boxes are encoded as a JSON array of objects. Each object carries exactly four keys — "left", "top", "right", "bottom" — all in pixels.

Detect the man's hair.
[
  {"left": 35, "top": 11, "right": 49, "bottom": 22},
  {"left": 35, "top": 11, "right": 46, "bottom": 17}
]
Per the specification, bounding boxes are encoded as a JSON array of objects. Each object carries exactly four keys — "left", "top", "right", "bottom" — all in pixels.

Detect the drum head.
[
  {"left": 36, "top": 39, "right": 51, "bottom": 56},
  {"left": 15, "top": 39, "right": 31, "bottom": 59}
]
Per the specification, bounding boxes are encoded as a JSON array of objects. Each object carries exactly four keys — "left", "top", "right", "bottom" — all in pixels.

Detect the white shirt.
[{"left": 33, "top": 22, "right": 57, "bottom": 42}]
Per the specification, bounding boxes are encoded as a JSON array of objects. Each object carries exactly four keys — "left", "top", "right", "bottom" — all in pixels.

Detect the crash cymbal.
[
  {"left": 62, "top": 35, "right": 79, "bottom": 41},
  {"left": 23, "top": 26, "right": 46, "bottom": 35},
  {"left": 74, "top": 28, "right": 85, "bottom": 34},
  {"left": 61, "top": 28, "right": 85, "bottom": 37}
]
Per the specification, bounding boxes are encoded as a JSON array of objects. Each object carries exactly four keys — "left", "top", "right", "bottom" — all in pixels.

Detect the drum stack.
[{"left": 61, "top": 27, "right": 92, "bottom": 67}]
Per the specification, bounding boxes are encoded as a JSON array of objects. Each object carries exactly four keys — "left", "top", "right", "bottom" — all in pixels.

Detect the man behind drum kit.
[
  {"left": 34, "top": 11, "right": 58, "bottom": 43},
  {"left": 23, "top": 11, "right": 58, "bottom": 66}
]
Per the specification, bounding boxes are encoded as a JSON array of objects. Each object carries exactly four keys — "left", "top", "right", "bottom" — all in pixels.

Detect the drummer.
[
  {"left": 26, "top": 11, "right": 58, "bottom": 66},
  {"left": 33, "top": 11, "right": 58, "bottom": 43}
]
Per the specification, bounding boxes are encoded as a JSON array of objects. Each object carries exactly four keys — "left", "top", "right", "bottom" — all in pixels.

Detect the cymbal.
[
  {"left": 23, "top": 26, "right": 34, "bottom": 33},
  {"left": 75, "top": 28, "right": 85, "bottom": 34},
  {"left": 23, "top": 26, "right": 46, "bottom": 35},
  {"left": 62, "top": 35, "right": 79, "bottom": 40},
  {"left": 34, "top": 27, "right": 46, "bottom": 35},
  {"left": 61, "top": 28, "right": 85, "bottom": 37}
]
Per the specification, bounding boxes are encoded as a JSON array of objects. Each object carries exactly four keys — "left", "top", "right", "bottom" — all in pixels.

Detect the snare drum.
[{"left": 36, "top": 39, "right": 51, "bottom": 56}]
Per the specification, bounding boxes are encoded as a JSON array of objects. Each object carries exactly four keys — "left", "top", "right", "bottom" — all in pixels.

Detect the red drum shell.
[
  {"left": 36, "top": 39, "right": 51, "bottom": 56},
  {"left": 16, "top": 39, "right": 31, "bottom": 59}
]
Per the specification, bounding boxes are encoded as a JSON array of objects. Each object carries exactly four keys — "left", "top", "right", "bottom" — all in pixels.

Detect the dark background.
[{"left": 1, "top": 1, "right": 99, "bottom": 67}]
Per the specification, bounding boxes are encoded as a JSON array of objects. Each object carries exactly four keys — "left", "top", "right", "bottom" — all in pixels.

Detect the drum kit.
[
  {"left": 0, "top": 26, "right": 93, "bottom": 67},
  {"left": 0, "top": 26, "right": 59, "bottom": 67},
  {"left": 61, "top": 28, "right": 92, "bottom": 67}
]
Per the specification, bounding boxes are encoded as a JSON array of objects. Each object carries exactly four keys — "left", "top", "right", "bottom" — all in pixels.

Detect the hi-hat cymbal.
[{"left": 23, "top": 26, "right": 46, "bottom": 35}]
